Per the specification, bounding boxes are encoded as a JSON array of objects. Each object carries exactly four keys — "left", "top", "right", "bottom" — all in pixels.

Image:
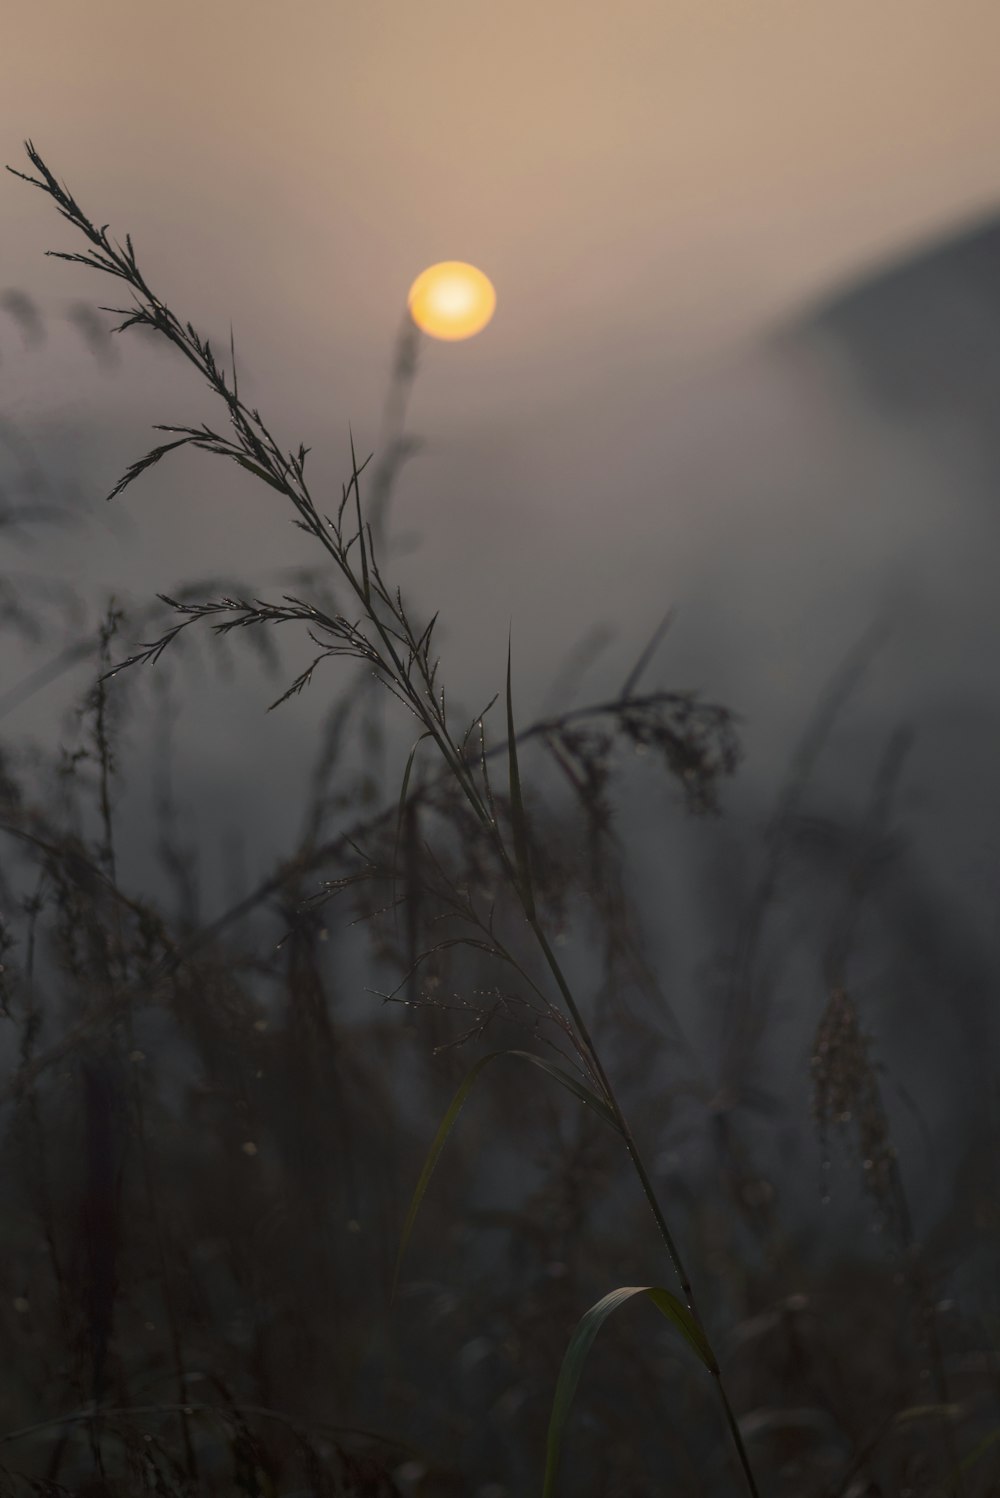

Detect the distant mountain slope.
[{"left": 794, "top": 214, "right": 1000, "bottom": 430}]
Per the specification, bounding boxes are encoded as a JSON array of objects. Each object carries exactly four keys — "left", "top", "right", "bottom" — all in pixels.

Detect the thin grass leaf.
[
  {"left": 233, "top": 455, "right": 286, "bottom": 493},
  {"left": 543, "top": 1284, "right": 715, "bottom": 1497},
  {"left": 507, "top": 1049, "right": 620, "bottom": 1132},
  {"left": 958, "top": 1424, "right": 1000, "bottom": 1474},
  {"left": 394, "top": 733, "right": 431, "bottom": 865},
  {"left": 893, "top": 1403, "right": 962, "bottom": 1426},
  {"left": 229, "top": 322, "right": 238, "bottom": 403},
  {"left": 266, "top": 650, "right": 333, "bottom": 711},
  {"left": 106, "top": 436, "right": 195, "bottom": 502},
  {"left": 392, "top": 730, "right": 432, "bottom": 927},
  {"left": 348, "top": 425, "right": 371, "bottom": 605},
  {"left": 393, "top": 1049, "right": 620, "bottom": 1300},
  {"left": 619, "top": 606, "right": 675, "bottom": 700},
  {"left": 410, "top": 610, "right": 439, "bottom": 675},
  {"left": 506, "top": 637, "right": 535, "bottom": 918}
]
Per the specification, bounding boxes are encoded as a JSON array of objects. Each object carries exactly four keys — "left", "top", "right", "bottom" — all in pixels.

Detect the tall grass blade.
[
  {"left": 349, "top": 425, "right": 371, "bottom": 605},
  {"left": 394, "top": 732, "right": 431, "bottom": 869},
  {"left": 619, "top": 606, "right": 675, "bottom": 699},
  {"left": 543, "top": 1284, "right": 715, "bottom": 1497},
  {"left": 393, "top": 1049, "right": 621, "bottom": 1301},
  {"left": 506, "top": 637, "right": 535, "bottom": 918},
  {"left": 508, "top": 1049, "right": 622, "bottom": 1132},
  {"left": 393, "top": 731, "right": 432, "bottom": 928},
  {"left": 958, "top": 1425, "right": 1000, "bottom": 1475}
]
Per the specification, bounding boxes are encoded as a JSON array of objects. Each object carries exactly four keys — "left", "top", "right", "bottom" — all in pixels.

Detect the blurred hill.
[{"left": 797, "top": 212, "right": 1000, "bottom": 435}]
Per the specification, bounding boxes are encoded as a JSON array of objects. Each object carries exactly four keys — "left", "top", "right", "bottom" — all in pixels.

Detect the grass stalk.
[{"left": 8, "top": 139, "right": 762, "bottom": 1494}]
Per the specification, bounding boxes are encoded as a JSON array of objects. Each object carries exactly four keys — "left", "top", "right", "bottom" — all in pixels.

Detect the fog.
[
  {"left": 5, "top": 196, "right": 1000, "bottom": 1190},
  {"left": 3, "top": 9, "right": 1000, "bottom": 1491}
]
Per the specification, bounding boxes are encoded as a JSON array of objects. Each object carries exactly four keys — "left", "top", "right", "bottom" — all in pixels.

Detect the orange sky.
[
  {"left": 3, "top": 1, "right": 1000, "bottom": 927},
  {"left": 5, "top": 0, "right": 1000, "bottom": 423},
  {"left": 5, "top": 0, "right": 1000, "bottom": 683}
]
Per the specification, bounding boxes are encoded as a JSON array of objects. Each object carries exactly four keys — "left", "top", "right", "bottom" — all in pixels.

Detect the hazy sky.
[
  {"left": 5, "top": 0, "right": 1000, "bottom": 641},
  {"left": 3, "top": 1, "right": 1000, "bottom": 923},
  {"left": 6, "top": 1, "right": 1000, "bottom": 392}
]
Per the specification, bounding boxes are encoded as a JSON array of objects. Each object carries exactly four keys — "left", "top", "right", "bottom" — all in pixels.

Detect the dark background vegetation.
[{"left": 0, "top": 188, "right": 998, "bottom": 1497}]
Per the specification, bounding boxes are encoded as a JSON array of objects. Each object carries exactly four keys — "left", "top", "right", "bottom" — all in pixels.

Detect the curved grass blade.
[
  {"left": 392, "top": 730, "right": 432, "bottom": 929},
  {"left": 959, "top": 1424, "right": 1000, "bottom": 1475},
  {"left": 543, "top": 1284, "right": 715, "bottom": 1497},
  {"left": 507, "top": 1049, "right": 620, "bottom": 1133},
  {"left": 506, "top": 636, "right": 535, "bottom": 918},
  {"left": 393, "top": 1049, "right": 621, "bottom": 1301}
]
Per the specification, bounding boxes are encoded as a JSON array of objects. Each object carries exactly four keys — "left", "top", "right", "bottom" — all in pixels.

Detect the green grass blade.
[
  {"left": 959, "top": 1424, "right": 1000, "bottom": 1474},
  {"left": 543, "top": 1285, "right": 715, "bottom": 1497},
  {"left": 506, "top": 636, "right": 535, "bottom": 918},
  {"left": 393, "top": 1050, "right": 621, "bottom": 1302},
  {"left": 392, "top": 1051, "right": 500, "bottom": 1303}
]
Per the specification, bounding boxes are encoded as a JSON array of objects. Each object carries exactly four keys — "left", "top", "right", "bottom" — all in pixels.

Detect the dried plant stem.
[
  {"left": 9, "top": 140, "right": 760, "bottom": 1497},
  {"left": 528, "top": 919, "right": 761, "bottom": 1498}
]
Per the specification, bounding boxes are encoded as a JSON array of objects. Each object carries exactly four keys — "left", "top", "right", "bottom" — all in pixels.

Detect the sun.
[{"left": 407, "top": 261, "right": 496, "bottom": 341}]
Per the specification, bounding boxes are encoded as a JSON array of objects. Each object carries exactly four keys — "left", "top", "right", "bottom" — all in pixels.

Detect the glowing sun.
[{"left": 407, "top": 261, "right": 496, "bottom": 341}]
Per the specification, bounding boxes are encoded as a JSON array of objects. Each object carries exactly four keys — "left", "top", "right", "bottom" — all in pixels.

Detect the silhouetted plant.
[
  {"left": 1, "top": 140, "right": 997, "bottom": 1498},
  {"left": 6, "top": 139, "right": 761, "bottom": 1497}
]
